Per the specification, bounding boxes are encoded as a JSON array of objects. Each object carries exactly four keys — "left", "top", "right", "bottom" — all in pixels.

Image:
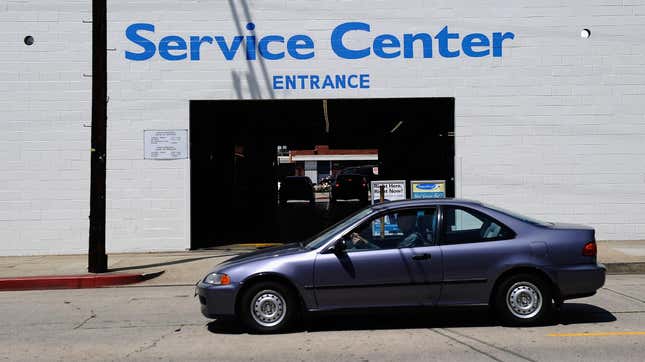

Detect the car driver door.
[{"left": 313, "top": 207, "right": 443, "bottom": 310}]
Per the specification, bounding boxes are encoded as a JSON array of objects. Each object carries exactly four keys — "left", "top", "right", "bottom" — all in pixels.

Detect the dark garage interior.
[{"left": 190, "top": 98, "right": 455, "bottom": 249}]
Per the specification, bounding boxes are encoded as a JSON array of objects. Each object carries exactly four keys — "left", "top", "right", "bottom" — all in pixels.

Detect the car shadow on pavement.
[
  {"left": 207, "top": 319, "right": 246, "bottom": 335},
  {"left": 304, "top": 307, "right": 497, "bottom": 332},
  {"left": 557, "top": 303, "right": 617, "bottom": 325},
  {"left": 206, "top": 303, "right": 616, "bottom": 334}
]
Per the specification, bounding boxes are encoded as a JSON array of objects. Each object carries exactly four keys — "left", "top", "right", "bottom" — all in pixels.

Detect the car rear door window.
[{"left": 441, "top": 206, "right": 514, "bottom": 245}]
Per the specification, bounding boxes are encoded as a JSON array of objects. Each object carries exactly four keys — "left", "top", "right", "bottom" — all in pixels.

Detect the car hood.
[{"left": 215, "top": 243, "right": 306, "bottom": 270}]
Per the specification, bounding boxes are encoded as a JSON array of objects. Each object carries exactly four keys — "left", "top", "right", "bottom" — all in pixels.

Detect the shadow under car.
[{"left": 206, "top": 303, "right": 616, "bottom": 334}]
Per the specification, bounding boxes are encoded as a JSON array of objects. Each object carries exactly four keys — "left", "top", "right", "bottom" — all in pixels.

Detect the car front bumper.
[
  {"left": 195, "top": 282, "right": 239, "bottom": 319},
  {"left": 555, "top": 263, "right": 606, "bottom": 300}
]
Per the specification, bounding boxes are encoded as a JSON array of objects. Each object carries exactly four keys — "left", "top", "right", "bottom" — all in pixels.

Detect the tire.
[
  {"left": 494, "top": 273, "right": 553, "bottom": 326},
  {"left": 239, "top": 281, "right": 299, "bottom": 333}
]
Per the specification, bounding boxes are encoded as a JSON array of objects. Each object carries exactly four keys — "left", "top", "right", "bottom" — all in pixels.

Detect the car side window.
[
  {"left": 441, "top": 206, "right": 514, "bottom": 245},
  {"left": 344, "top": 208, "right": 437, "bottom": 252}
]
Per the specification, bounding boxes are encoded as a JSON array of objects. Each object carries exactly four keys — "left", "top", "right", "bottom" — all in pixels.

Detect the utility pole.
[{"left": 88, "top": 0, "right": 108, "bottom": 273}]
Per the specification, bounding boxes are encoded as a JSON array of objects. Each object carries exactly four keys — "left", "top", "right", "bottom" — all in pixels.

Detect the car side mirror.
[{"left": 328, "top": 239, "right": 347, "bottom": 254}]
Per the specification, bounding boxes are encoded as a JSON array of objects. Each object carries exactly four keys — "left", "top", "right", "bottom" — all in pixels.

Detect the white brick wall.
[
  {"left": 0, "top": 0, "right": 91, "bottom": 255},
  {"left": 1, "top": 0, "right": 644, "bottom": 255}
]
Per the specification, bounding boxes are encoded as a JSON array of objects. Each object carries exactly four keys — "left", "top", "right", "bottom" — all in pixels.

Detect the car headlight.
[{"left": 203, "top": 273, "right": 231, "bottom": 285}]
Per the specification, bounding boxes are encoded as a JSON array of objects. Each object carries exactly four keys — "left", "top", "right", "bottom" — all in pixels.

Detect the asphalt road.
[{"left": 1, "top": 275, "right": 644, "bottom": 361}]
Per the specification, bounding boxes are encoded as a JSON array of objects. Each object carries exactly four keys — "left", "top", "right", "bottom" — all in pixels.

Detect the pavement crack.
[
  {"left": 81, "top": 322, "right": 202, "bottom": 330},
  {"left": 73, "top": 310, "right": 96, "bottom": 330},
  {"left": 430, "top": 328, "right": 503, "bottom": 362},
  {"left": 445, "top": 328, "right": 537, "bottom": 362},
  {"left": 602, "top": 287, "right": 645, "bottom": 303},
  {"left": 125, "top": 334, "right": 165, "bottom": 357},
  {"left": 124, "top": 325, "right": 184, "bottom": 358}
]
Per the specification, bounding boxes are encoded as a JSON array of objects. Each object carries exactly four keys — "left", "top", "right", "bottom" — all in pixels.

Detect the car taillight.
[
  {"left": 582, "top": 241, "right": 597, "bottom": 257},
  {"left": 335, "top": 183, "right": 340, "bottom": 188}
]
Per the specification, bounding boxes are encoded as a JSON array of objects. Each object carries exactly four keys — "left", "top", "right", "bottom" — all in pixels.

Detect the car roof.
[
  {"left": 370, "top": 198, "right": 483, "bottom": 211},
  {"left": 340, "top": 166, "right": 375, "bottom": 174},
  {"left": 337, "top": 173, "right": 364, "bottom": 179},
  {"left": 343, "top": 165, "right": 376, "bottom": 169}
]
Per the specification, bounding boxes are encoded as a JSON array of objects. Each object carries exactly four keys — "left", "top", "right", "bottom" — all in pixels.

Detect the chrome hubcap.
[
  {"left": 251, "top": 290, "right": 286, "bottom": 327},
  {"left": 506, "top": 281, "right": 542, "bottom": 319}
]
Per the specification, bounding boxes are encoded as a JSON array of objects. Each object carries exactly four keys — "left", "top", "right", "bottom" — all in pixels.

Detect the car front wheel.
[
  {"left": 240, "top": 281, "right": 298, "bottom": 333},
  {"left": 494, "top": 273, "right": 552, "bottom": 326}
]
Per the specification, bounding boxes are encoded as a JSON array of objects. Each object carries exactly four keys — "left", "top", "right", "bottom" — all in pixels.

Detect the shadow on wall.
[
  {"left": 228, "top": 0, "right": 275, "bottom": 100},
  {"left": 107, "top": 254, "right": 239, "bottom": 272}
]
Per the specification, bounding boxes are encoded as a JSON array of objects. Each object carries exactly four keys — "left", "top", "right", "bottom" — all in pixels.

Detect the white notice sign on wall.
[{"left": 144, "top": 129, "right": 188, "bottom": 160}]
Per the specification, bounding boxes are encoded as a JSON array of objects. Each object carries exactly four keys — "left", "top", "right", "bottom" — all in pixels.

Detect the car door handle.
[{"left": 412, "top": 253, "right": 431, "bottom": 260}]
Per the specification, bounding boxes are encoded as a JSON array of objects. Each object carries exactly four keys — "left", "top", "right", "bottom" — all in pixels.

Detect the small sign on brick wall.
[{"left": 144, "top": 129, "right": 188, "bottom": 160}]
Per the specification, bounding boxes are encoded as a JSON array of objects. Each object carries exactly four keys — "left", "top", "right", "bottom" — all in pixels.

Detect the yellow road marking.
[{"left": 548, "top": 331, "right": 645, "bottom": 337}]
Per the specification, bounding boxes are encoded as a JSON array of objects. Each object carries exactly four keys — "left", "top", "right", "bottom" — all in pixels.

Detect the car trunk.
[{"left": 545, "top": 223, "right": 597, "bottom": 266}]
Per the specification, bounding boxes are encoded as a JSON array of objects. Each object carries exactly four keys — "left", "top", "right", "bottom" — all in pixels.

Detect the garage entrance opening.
[{"left": 190, "top": 98, "right": 454, "bottom": 249}]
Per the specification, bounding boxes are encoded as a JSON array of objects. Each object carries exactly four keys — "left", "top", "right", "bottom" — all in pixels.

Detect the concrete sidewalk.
[
  {"left": 0, "top": 241, "right": 644, "bottom": 290},
  {"left": 596, "top": 240, "right": 645, "bottom": 273},
  {"left": 0, "top": 244, "right": 265, "bottom": 289}
]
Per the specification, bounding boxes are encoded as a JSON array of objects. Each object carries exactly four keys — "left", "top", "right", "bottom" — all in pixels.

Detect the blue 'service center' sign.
[{"left": 124, "top": 21, "right": 515, "bottom": 90}]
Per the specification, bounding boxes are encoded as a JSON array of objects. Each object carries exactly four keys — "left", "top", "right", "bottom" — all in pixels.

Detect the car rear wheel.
[
  {"left": 240, "top": 281, "right": 298, "bottom": 333},
  {"left": 494, "top": 273, "right": 552, "bottom": 326}
]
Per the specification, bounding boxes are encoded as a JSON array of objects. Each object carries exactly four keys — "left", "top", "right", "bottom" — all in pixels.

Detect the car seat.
[
  {"left": 481, "top": 221, "right": 502, "bottom": 239},
  {"left": 396, "top": 213, "right": 432, "bottom": 248},
  {"left": 418, "top": 213, "right": 434, "bottom": 245}
]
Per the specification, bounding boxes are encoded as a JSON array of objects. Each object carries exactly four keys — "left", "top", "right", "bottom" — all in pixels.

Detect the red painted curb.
[{"left": 0, "top": 273, "right": 150, "bottom": 291}]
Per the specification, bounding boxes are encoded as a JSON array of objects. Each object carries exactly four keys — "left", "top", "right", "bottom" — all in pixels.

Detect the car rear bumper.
[
  {"left": 555, "top": 263, "right": 606, "bottom": 300},
  {"left": 196, "top": 282, "right": 238, "bottom": 319}
]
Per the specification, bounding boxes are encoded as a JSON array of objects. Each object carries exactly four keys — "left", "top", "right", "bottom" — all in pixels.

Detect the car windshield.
[
  {"left": 304, "top": 207, "right": 373, "bottom": 250},
  {"left": 482, "top": 203, "right": 552, "bottom": 227}
]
